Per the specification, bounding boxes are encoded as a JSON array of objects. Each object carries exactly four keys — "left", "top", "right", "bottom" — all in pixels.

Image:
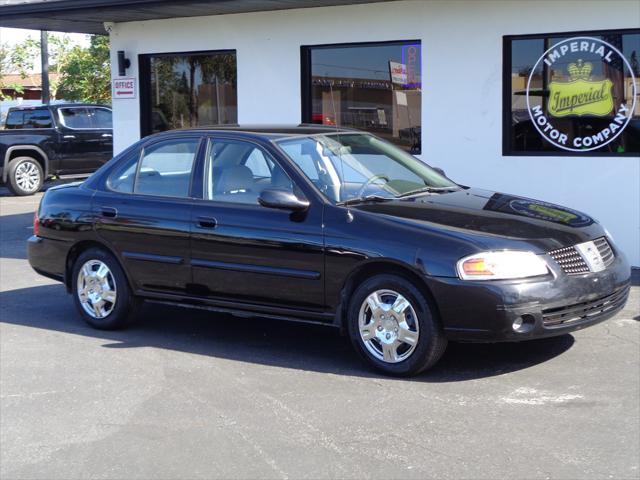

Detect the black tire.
[
  {"left": 6, "top": 156, "right": 44, "bottom": 196},
  {"left": 346, "top": 274, "right": 447, "bottom": 377},
  {"left": 71, "top": 247, "right": 140, "bottom": 330}
]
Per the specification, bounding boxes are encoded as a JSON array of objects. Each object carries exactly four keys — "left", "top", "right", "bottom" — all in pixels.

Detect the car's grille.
[
  {"left": 542, "top": 285, "right": 630, "bottom": 327},
  {"left": 548, "top": 237, "right": 614, "bottom": 275},
  {"left": 594, "top": 237, "right": 615, "bottom": 268},
  {"left": 548, "top": 245, "right": 590, "bottom": 275}
]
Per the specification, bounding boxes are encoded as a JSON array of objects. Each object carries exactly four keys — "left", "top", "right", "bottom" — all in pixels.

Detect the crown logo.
[{"left": 567, "top": 59, "right": 593, "bottom": 81}]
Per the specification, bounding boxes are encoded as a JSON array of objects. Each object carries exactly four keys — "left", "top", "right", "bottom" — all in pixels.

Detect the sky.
[{"left": 1, "top": 27, "right": 90, "bottom": 73}]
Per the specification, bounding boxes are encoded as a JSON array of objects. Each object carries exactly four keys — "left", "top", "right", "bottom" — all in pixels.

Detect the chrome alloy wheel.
[
  {"left": 76, "top": 260, "right": 117, "bottom": 319},
  {"left": 358, "top": 289, "right": 420, "bottom": 363},
  {"left": 14, "top": 161, "right": 41, "bottom": 193}
]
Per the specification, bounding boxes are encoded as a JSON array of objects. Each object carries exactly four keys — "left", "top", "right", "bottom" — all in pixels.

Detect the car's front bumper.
[{"left": 426, "top": 247, "right": 631, "bottom": 342}]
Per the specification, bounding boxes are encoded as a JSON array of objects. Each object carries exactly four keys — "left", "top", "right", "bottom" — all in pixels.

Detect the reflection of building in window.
[
  {"left": 304, "top": 41, "right": 422, "bottom": 153},
  {"left": 144, "top": 51, "right": 238, "bottom": 135}
]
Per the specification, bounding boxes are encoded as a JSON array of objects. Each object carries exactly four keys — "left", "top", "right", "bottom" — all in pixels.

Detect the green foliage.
[
  {"left": 56, "top": 35, "right": 111, "bottom": 104},
  {"left": 0, "top": 33, "right": 111, "bottom": 104}
]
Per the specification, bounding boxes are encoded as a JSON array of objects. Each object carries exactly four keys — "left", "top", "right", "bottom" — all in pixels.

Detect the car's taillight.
[{"left": 33, "top": 211, "right": 40, "bottom": 236}]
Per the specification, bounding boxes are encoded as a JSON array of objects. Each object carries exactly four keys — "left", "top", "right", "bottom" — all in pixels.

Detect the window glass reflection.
[
  {"left": 305, "top": 41, "right": 422, "bottom": 154},
  {"left": 508, "top": 31, "right": 639, "bottom": 155},
  {"left": 147, "top": 51, "right": 237, "bottom": 134}
]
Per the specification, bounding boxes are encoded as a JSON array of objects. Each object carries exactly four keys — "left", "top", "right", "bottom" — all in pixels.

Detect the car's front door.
[
  {"left": 57, "top": 107, "right": 113, "bottom": 174},
  {"left": 189, "top": 137, "right": 325, "bottom": 310},
  {"left": 92, "top": 136, "right": 202, "bottom": 294}
]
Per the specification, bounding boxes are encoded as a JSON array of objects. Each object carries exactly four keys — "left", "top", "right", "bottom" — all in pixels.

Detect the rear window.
[
  {"left": 5, "top": 111, "right": 24, "bottom": 129},
  {"left": 24, "top": 110, "right": 53, "bottom": 128},
  {"left": 4, "top": 109, "right": 52, "bottom": 129}
]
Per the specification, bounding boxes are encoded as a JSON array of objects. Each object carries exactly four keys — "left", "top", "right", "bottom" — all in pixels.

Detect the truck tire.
[{"left": 6, "top": 156, "right": 44, "bottom": 196}]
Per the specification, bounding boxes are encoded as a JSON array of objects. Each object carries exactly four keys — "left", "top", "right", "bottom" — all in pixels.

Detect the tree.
[
  {"left": 0, "top": 41, "right": 27, "bottom": 100},
  {"left": 56, "top": 35, "right": 110, "bottom": 103},
  {"left": 1, "top": 33, "right": 110, "bottom": 104}
]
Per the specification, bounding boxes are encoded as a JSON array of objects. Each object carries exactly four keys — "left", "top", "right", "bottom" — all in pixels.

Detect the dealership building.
[{"left": 2, "top": 0, "right": 639, "bottom": 265}]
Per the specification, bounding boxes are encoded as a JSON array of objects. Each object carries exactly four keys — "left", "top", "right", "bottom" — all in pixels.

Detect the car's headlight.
[{"left": 457, "top": 251, "right": 549, "bottom": 281}]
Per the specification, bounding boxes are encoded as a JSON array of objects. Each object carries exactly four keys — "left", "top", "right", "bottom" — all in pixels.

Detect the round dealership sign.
[{"left": 526, "top": 36, "right": 637, "bottom": 152}]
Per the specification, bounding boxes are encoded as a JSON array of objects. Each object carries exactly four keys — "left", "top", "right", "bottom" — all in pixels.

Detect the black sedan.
[{"left": 27, "top": 126, "right": 631, "bottom": 376}]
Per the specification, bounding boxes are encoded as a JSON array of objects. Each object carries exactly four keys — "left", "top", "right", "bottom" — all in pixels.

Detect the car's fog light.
[{"left": 512, "top": 314, "right": 535, "bottom": 333}]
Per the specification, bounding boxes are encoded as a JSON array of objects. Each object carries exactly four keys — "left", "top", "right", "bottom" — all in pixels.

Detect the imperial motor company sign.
[
  {"left": 112, "top": 77, "right": 136, "bottom": 99},
  {"left": 526, "top": 37, "right": 636, "bottom": 152}
]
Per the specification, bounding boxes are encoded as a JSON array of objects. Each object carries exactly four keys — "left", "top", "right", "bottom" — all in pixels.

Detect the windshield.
[{"left": 277, "top": 133, "right": 458, "bottom": 203}]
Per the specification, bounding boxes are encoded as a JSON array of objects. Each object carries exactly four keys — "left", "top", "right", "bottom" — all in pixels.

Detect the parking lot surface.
[{"left": 1, "top": 184, "right": 639, "bottom": 479}]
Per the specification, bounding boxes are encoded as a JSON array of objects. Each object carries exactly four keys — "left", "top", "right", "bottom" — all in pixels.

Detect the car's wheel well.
[
  {"left": 336, "top": 261, "right": 442, "bottom": 330},
  {"left": 65, "top": 240, "right": 132, "bottom": 293},
  {"left": 8, "top": 150, "right": 47, "bottom": 177}
]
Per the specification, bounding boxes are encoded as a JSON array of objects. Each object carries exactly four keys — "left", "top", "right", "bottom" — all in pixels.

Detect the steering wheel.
[{"left": 355, "top": 174, "right": 390, "bottom": 198}]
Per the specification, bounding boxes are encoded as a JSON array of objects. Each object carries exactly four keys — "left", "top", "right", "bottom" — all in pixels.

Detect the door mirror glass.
[{"left": 258, "top": 188, "right": 310, "bottom": 212}]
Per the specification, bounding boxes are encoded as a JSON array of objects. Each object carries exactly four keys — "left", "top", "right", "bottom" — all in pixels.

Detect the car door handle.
[
  {"left": 101, "top": 133, "right": 112, "bottom": 138},
  {"left": 63, "top": 134, "right": 76, "bottom": 139},
  {"left": 196, "top": 216, "right": 217, "bottom": 229},
  {"left": 100, "top": 207, "right": 117, "bottom": 218}
]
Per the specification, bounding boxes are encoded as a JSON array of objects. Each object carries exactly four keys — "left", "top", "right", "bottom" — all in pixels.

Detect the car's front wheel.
[
  {"left": 72, "top": 248, "right": 139, "bottom": 330},
  {"left": 6, "top": 156, "right": 44, "bottom": 196},
  {"left": 347, "top": 274, "right": 447, "bottom": 376}
]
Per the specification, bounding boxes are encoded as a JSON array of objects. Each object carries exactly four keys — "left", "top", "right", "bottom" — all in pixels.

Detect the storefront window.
[
  {"left": 140, "top": 50, "right": 237, "bottom": 136},
  {"left": 505, "top": 29, "right": 639, "bottom": 155},
  {"left": 302, "top": 41, "right": 422, "bottom": 154}
]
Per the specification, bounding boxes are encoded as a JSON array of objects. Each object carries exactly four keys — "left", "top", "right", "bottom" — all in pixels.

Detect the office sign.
[{"left": 113, "top": 77, "right": 136, "bottom": 99}]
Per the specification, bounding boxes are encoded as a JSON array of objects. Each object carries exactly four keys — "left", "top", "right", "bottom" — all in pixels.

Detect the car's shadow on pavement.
[
  {"left": 0, "top": 212, "right": 35, "bottom": 260},
  {"left": 0, "top": 284, "right": 576, "bottom": 382}
]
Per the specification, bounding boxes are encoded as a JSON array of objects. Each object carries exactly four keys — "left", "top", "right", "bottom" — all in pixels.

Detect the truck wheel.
[{"left": 6, "top": 156, "right": 44, "bottom": 196}]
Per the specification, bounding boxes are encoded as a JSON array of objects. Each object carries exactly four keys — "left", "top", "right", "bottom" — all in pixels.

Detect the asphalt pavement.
[{"left": 1, "top": 183, "right": 639, "bottom": 479}]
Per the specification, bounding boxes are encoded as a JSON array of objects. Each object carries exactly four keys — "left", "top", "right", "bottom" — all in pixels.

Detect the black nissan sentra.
[{"left": 28, "top": 126, "right": 631, "bottom": 376}]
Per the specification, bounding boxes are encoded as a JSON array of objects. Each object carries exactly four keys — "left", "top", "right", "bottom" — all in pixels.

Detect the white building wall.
[{"left": 109, "top": 0, "right": 640, "bottom": 265}]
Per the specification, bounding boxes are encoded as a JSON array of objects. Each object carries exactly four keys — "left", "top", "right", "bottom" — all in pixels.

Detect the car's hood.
[{"left": 351, "top": 188, "right": 606, "bottom": 252}]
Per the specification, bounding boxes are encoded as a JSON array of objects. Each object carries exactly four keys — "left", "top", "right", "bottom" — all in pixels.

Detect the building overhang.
[{"left": 0, "top": 0, "right": 398, "bottom": 35}]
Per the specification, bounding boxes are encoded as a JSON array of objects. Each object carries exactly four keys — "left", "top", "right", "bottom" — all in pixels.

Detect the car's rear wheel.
[
  {"left": 6, "top": 156, "right": 44, "bottom": 196},
  {"left": 72, "top": 248, "right": 139, "bottom": 329},
  {"left": 347, "top": 274, "right": 447, "bottom": 376}
]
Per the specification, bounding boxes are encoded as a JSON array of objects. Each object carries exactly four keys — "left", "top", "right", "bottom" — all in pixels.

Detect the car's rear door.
[
  {"left": 189, "top": 136, "right": 325, "bottom": 311},
  {"left": 57, "top": 107, "right": 113, "bottom": 174},
  {"left": 92, "top": 135, "right": 203, "bottom": 294}
]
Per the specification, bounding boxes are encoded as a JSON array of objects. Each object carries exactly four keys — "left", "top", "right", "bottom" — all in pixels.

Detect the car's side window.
[
  {"left": 204, "top": 139, "right": 294, "bottom": 204},
  {"left": 134, "top": 139, "right": 199, "bottom": 198},
  {"left": 88, "top": 108, "right": 112, "bottom": 129},
  {"left": 107, "top": 138, "right": 199, "bottom": 197},
  {"left": 108, "top": 152, "right": 139, "bottom": 193},
  {"left": 244, "top": 148, "right": 273, "bottom": 178},
  {"left": 59, "top": 108, "right": 92, "bottom": 129}
]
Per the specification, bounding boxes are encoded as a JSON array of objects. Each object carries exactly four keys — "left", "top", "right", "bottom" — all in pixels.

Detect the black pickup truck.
[{"left": 0, "top": 104, "right": 112, "bottom": 196}]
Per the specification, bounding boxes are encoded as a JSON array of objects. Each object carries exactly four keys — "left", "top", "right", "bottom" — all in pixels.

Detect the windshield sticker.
[{"left": 526, "top": 37, "right": 637, "bottom": 152}]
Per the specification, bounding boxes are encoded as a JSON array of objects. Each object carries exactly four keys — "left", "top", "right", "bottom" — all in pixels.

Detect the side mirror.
[{"left": 258, "top": 188, "right": 310, "bottom": 212}]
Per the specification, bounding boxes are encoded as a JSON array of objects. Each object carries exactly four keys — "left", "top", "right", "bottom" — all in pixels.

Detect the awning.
[{"left": 0, "top": 0, "right": 396, "bottom": 35}]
